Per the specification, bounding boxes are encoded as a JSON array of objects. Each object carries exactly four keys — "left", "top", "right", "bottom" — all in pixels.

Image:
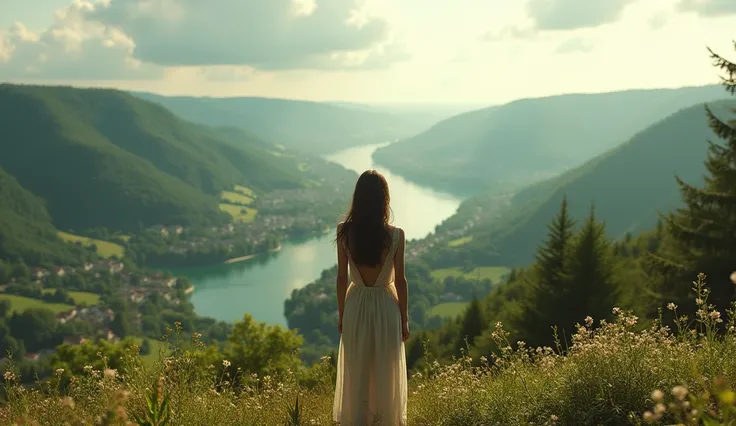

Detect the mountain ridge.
[
  {"left": 0, "top": 84, "right": 310, "bottom": 233},
  {"left": 373, "top": 84, "right": 729, "bottom": 196},
  {"left": 131, "top": 91, "right": 443, "bottom": 154},
  {"left": 433, "top": 98, "right": 735, "bottom": 267}
]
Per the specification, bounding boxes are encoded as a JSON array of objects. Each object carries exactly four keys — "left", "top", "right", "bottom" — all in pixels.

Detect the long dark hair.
[{"left": 336, "top": 170, "right": 392, "bottom": 266}]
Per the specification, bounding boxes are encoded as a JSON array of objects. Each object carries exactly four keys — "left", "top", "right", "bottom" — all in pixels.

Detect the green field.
[
  {"left": 0, "top": 294, "right": 73, "bottom": 314},
  {"left": 132, "top": 338, "right": 169, "bottom": 367},
  {"left": 220, "top": 191, "right": 254, "bottom": 206},
  {"left": 57, "top": 231, "right": 125, "bottom": 259},
  {"left": 219, "top": 203, "right": 258, "bottom": 223},
  {"left": 431, "top": 266, "right": 511, "bottom": 283},
  {"left": 448, "top": 235, "right": 473, "bottom": 247},
  {"left": 430, "top": 302, "right": 469, "bottom": 318},
  {"left": 41, "top": 289, "right": 100, "bottom": 306},
  {"left": 233, "top": 185, "right": 255, "bottom": 197}
]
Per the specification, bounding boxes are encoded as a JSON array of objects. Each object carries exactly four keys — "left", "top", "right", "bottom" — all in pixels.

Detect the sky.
[{"left": 0, "top": 0, "right": 734, "bottom": 103}]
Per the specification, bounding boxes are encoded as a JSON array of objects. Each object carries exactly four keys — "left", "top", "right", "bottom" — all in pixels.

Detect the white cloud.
[
  {"left": 678, "top": 0, "right": 736, "bottom": 16},
  {"left": 527, "top": 0, "right": 638, "bottom": 31},
  {"left": 0, "top": 1, "right": 160, "bottom": 80},
  {"left": 84, "top": 0, "right": 407, "bottom": 70},
  {"left": 555, "top": 37, "right": 595, "bottom": 54}
]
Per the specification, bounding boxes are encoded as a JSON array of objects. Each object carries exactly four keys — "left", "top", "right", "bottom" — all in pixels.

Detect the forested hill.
[
  {"left": 132, "top": 92, "right": 441, "bottom": 154},
  {"left": 0, "top": 84, "right": 307, "bottom": 232},
  {"left": 372, "top": 84, "right": 727, "bottom": 195},
  {"left": 0, "top": 167, "right": 88, "bottom": 265},
  {"left": 429, "top": 99, "right": 735, "bottom": 267}
]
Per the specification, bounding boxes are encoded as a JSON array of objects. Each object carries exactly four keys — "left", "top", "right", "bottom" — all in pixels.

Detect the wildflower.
[
  {"left": 654, "top": 403, "right": 666, "bottom": 415},
  {"left": 223, "top": 359, "right": 231, "bottom": 368},
  {"left": 731, "top": 271, "right": 736, "bottom": 284},
  {"left": 709, "top": 310, "right": 722, "bottom": 322},
  {"left": 60, "top": 396, "right": 74, "bottom": 409},
  {"left": 550, "top": 414, "right": 559, "bottom": 422},
  {"left": 55, "top": 368, "right": 64, "bottom": 376},
  {"left": 3, "top": 371, "right": 15, "bottom": 381},
  {"left": 696, "top": 298, "right": 704, "bottom": 305},
  {"left": 651, "top": 389, "right": 664, "bottom": 402},
  {"left": 672, "top": 385, "right": 688, "bottom": 401},
  {"left": 104, "top": 368, "right": 117, "bottom": 379},
  {"left": 667, "top": 303, "right": 677, "bottom": 311},
  {"left": 585, "top": 316, "right": 593, "bottom": 326},
  {"left": 643, "top": 411, "right": 656, "bottom": 423},
  {"left": 612, "top": 307, "right": 621, "bottom": 315}
]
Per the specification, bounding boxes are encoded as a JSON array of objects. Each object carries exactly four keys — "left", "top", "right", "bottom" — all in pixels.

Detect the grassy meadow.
[
  {"left": 430, "top": 301, "right": 469, "bottom": 318},
  {"left": 1, "top": 278, "right": 735, "bottom": 425},
  {"left": 0, "top": 294, "right": 72, "bottom": 314},
  {"left": 218, "top": 204, "right": 258, "bottom": 223},
  {"left": 57, "top": 231, "right": 125, "bottom": 259},
  {"left": 448, "top": 235, "right": 473, "bottom": 247},
  {"left": 430, "top": 266, "right": 510, "bottom": 283},
  {"left": 220, "top": 191, "right": 254, "bottom": 206}
]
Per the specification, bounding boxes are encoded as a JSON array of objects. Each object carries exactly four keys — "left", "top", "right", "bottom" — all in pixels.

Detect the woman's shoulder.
[{"left": 388, "top": 225, "right": 404, "bottom": 237}]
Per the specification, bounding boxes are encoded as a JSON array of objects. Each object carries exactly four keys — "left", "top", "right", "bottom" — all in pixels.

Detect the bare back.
[{"left": 338, "top": 223, "right": 401, "bottom": 288}]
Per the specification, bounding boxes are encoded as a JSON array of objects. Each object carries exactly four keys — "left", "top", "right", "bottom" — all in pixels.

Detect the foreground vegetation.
[{"left": 1, "top": 276, "right": 735, "bottom": 425}]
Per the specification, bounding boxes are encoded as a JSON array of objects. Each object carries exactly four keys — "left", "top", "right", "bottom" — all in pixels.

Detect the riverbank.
[
  {"left": 187, "top": 143, "right": 462, "bottom": 326},
  {"left": 223, "top": 245, "right": 282, "bottom": 264}
]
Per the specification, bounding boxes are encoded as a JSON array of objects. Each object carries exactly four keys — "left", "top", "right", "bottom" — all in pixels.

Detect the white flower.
[
  {"left": 223, "top": 359, "right": 231, "bottom": 368},
  {"left": 667, "top": 303, "right": 677, "bottom": 311},
  {"left": 672, "top": 385, "right": 688, "bottom": 401}
]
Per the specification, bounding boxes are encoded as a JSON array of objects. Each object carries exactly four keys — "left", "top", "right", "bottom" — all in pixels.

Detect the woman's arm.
[
  {"left": 394, "top": 228, "right": 409, "bottom": 326},
  {"left": 336, "top": 224, "right": 349, "bottom": 332}
]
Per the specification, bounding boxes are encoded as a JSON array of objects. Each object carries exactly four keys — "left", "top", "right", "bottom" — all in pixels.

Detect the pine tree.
[
  {"left": 564, "top": 205, "right": 619, "bottom": 327},
  {"left": 457, "top": 296, "right": 485, "bottom": 353},
  {"left": 515, "top": 197, "right": 576, "bottom": 347},
  {"left": 647, "top": 44, "right": 736, "bottom": 312}
]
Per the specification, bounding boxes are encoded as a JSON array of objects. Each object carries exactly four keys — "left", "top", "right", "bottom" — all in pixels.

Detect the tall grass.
[{"left": 1, "top": 273, "right": 735, "bottom": 425}]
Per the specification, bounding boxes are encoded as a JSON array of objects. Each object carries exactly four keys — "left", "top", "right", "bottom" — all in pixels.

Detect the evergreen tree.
[
  {"left": 515, "top": 197, "right": 576, "bottom": 347},
  {"left": 564, "top": 205, "right": 619, "bottom": 328},
  {"left": 647, "top": 45, "right": 736, "bottom": 312},
  {"left": 457, "top": 296, "right": 485, "bottom": 353}
]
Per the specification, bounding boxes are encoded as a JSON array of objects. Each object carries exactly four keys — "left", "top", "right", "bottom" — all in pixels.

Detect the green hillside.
[
  {"left": 373, "top": 85, "right": 728, "bottom": 195},
  {"left": 0, "top": 167, "right": 87, "bottom": 266},
  {"left": 439, "top": 99, "right": 735, "bottom": 267},
  {"left": 0, "top": 84, "right": 307, "bottom": 232},
  {"left": 132, "top": 92, "right": 441, "bottom": 154}
]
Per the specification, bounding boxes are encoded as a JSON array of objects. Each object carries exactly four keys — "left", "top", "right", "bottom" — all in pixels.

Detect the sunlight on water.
[
  {"left": 187, "top": 143, "right": 462, "bottom": 325},
  {"left": 325, "top": 143, "right": 462, "bottom": 240}
]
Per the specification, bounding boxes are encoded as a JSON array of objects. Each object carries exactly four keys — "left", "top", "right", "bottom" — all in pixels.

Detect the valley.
[
  {"left": 1, "top": 73, "right": 735, "bottom": 416},
  {"left": 1, "top": 1, "right": 734, "bottom": 423}
]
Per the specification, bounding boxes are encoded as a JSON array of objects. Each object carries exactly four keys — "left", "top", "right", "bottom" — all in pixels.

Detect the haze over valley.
[{"left": 1, "top": 0, "right": 735, "bottom": 423}]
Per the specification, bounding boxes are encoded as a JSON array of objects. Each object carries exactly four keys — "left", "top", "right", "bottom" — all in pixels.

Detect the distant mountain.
[
  {"left": 0, "top": 84, "right": 307, "bottom": 233},
  {"left": 373, "top": 85, "right": 728, "bottom": 196},
  {"left": 434, "top": 99, "right": 735, "bottom": 267},
  {"left": 0, "top": 167, "right": 87, "bottom": 265},
  {"left": 131, "top": 92, "right": 442, "bottom": 154}
]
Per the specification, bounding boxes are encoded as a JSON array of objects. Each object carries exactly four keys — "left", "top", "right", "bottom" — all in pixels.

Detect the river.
[{"left": 185, "top": 143, "right": 462, "bottom": 326}]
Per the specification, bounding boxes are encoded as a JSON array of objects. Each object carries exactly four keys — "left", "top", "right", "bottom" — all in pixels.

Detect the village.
[
  {"left": 0, "top": 259, "right": 194, "bottom": 363},
  {"left": 150, "top": 188, "right": 339, "bottom": 263}
]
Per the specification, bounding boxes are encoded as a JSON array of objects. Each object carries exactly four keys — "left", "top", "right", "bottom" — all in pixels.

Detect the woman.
[{"left": 333, "top": 170, "right": 409, "bottom": 426}]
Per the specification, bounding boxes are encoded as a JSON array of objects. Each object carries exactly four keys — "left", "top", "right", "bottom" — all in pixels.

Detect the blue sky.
[{"left": 0, "top": 0, "right": 734, "bottom": 102}]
